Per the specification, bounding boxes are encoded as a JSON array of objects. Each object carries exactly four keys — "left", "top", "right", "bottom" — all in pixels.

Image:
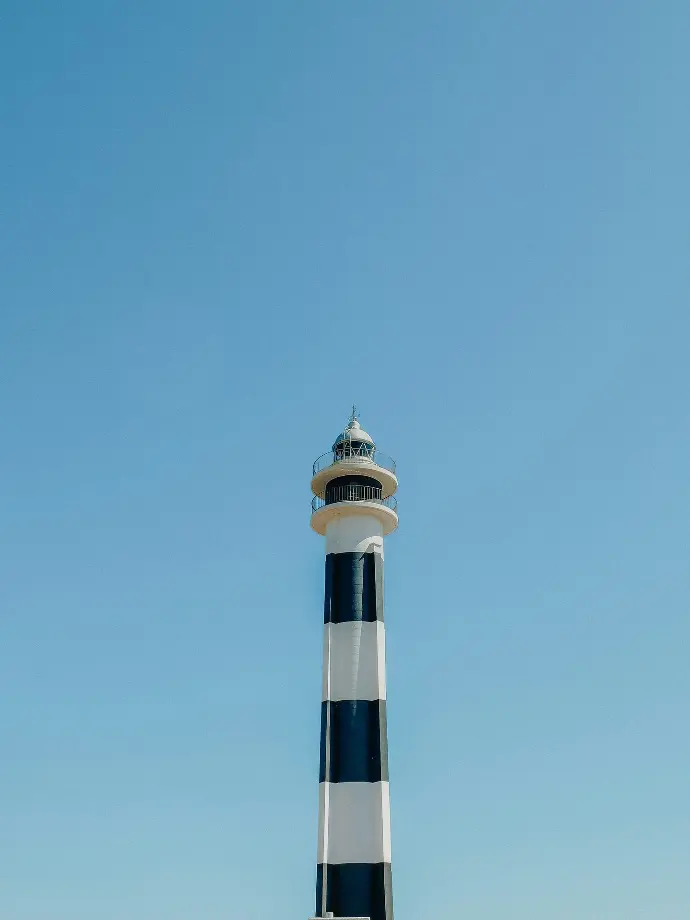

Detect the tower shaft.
[{"left": 317, "top": 516, "right": 392, "bottom": 920}]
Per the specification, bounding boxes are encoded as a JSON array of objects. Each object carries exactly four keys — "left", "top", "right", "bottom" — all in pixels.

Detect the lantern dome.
[{"left": 332, "top": 416, "right": 375, "bottom": 451}]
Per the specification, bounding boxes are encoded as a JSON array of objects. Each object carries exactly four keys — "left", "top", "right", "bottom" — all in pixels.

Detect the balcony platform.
[{"left": 310, "top": 497, "right": 398, "bottom": 536}]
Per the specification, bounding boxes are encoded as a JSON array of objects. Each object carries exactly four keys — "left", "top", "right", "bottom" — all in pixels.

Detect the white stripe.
[
  {"left": 317, "top": 781, "right": 391, "bottom": 864},
  {"left": 322, "top": 621, "right": 387, "bottom": 701},
  {"left": 325, "top": 515, "right": 384, "bottom": 556}
]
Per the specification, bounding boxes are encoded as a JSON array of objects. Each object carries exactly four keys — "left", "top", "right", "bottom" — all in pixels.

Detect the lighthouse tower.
[{"left": 309, "top": 410, "right": 398, "bottom": 920}]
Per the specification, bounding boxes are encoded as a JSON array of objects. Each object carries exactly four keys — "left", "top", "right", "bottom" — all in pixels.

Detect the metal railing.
[
  {"left": 312, "top": 486, "right": 398, "bottom": 514},
  {"left": 313, "top": 445, "right": 396, "bottom": 477}
]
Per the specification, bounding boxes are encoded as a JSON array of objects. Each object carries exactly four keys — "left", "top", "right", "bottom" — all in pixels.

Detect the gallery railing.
[
  {"left": 312, "top": 446, "right": 396, "bottom": 477},
  {"left": 312, "top": 486, "right": 398, "bottom": 513}
]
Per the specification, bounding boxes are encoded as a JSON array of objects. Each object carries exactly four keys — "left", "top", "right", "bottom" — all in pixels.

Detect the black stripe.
[
  {"left": 324, "top": 552, "right": 384, "bottom": 624},
  {"left": 319, "top": 700, "right": 388, "bottom": 783},
  {"left": 317, "top": 862, "right": 393, "bottom": 920}
]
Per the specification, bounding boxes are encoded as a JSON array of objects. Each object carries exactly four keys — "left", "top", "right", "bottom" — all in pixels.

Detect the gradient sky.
[{"left": 1, "top": 2, "right": 689, "bottom": 919}]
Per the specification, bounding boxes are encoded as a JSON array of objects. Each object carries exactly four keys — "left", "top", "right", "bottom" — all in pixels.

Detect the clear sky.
[{"left": 1, "top": 2, "right": 689, "bottom": 918}]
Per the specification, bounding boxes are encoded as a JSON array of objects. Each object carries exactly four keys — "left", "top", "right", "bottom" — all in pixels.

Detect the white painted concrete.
[
  {"left": 318, "top": 781, "right": 392, "bottom": 864},
  {"left": 322, "top": 622, "right": 387, "bottom": 702},
  {"left": 313, "top": 501, "right": 397, "bottom": 537},
  {"left": 325, "top": 514, "right": 384, "bottom": 555}
]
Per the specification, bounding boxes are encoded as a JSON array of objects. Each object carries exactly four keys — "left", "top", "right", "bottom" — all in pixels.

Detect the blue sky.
[{"left": 1, "top": 2, "right": 689, "bottom": 918}]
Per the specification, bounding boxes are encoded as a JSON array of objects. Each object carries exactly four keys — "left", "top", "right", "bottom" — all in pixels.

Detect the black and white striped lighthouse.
[{"left": 309, "top": 410, "right": 399, "bottom": 920}]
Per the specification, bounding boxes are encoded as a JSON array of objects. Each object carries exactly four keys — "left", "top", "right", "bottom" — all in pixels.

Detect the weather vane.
[{"left": 349, "top": 404, "right": 359, "bottom": 424}]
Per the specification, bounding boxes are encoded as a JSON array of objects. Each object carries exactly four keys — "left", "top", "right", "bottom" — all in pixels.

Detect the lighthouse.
[{"left": 309, "top": 410, "right": 399, "bottom": 920}]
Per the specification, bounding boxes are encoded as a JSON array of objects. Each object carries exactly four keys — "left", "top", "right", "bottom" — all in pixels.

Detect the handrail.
[
  {"left": 312, "top": 488, "right": 398, "bottom": 514},
  {"left": 313, "top": 446, "right": 396, "bottom": 477}
]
